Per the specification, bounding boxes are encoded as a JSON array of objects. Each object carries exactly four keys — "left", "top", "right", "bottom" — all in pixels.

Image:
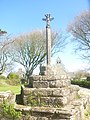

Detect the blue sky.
[{"left": 0, "top": 0, "right": 89, "bottom": 72}]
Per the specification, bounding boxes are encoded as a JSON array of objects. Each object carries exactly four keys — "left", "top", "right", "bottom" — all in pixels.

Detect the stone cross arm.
[{"left": 42, "top": 14, "right": 54, "bottom": 27}]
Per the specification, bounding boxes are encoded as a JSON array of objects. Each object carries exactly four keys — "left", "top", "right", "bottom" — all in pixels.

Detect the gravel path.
[{"left": 78, "top": 87, "right": 90, "bottom": 96}]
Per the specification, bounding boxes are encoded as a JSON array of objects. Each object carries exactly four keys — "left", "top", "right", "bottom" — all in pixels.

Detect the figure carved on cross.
[{"left": 42, "top": 14, "right": 54, "bottom": 28}]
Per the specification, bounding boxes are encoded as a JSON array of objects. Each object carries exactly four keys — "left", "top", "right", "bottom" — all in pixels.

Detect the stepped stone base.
[
  {"left": 29, "top": 75, "right": 70, "bottom": 88},
  {"left": 19, "top": 73, "right": 90, "bottom": 120},
  {"left": 15, "top": 95, "right": 90, "bottom": 120},
  {"left": 21, "top": 85, "right": 79, "bottom": 107}
]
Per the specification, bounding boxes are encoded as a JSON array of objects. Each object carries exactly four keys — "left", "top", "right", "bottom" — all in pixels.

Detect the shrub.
[
  {"left": 87, "top": 77, "right": 90, "bottom": 81},
  {"left": 71, "top": 80, "right": 90, "bottom": 88},
  {"left": 6, "top": 79, "right": 21, "bottom": 86},
  {"left": 27, "top": 92, "right": 39, "bottom": 106},
  {"left": 7, "top": 73, "right": 20, "bottom": 86},
  {"left": 7, "top": 73, "right": 19, "bottom": 79},
  {"left": 1, "top": 100, "right": 22, "bottom": 120},
  {"left": 0, "top": 75, "right": 6, "bottom": 80}
]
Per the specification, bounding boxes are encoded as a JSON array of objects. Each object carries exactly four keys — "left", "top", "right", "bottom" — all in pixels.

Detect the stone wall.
[
  {"left": 0, "top": 90, "right": 15, "bottom": 104},
  {"left": 0, "top": 91, "right": 16, "bottom": 120}
]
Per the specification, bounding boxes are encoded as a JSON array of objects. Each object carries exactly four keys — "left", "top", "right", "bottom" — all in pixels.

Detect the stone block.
[
  {"left": 33, "top": 81, "right": 49, "bottom": 88},
  {"left": 40, "top": 65, "right": 54, "bottom": 76},
  {"left": 49, "top": 81, "right": 56, "bottom": 88},
  {"left": 69, "top": 85, "right": 80, "bottom": 93},
  {"left": 39, "top": 66, "right": 47, "bottom": 75},
  {"left": 52, "top": 88, "right": 70, "bottom": 97},
  {"left": 31, "top": 107, "right": 56, "bottom": 114},
  {"left": 23, "top": 88, "right": 36, "bottom": 95},
  {"left": 40, "top": 97, "right": 68, "bottom": 107},
  {"left": 62, "top": 79, "right": 71, "bottom": 87},
  {"left": 49, "top": 80, "right": 63, "bottom": 88},
  {"left": 40, "top": 97, "right": 49, "bottom": 106},
  {"left": 39, "top": 76, "right": 47, "bottom": 81},
  {"left": 23, "top": 96, "right": 28, "bottom": 105},
  {"left": 29, "top": 75, "right": 40, "bottom": 81},
  {"left": 39, "top": 75, "right": 56, "bottom": 81},
  {"left": 52, "top": 89, "right": 63, "bottom": 97},
  {"left": 26, "top": 116, "right": 48, "bottom": 120},
  {"left": 67, "top": 91, "right": 78, "bottom": 103},
  {"left": 34, "top": 88, "right": 53, "bottom": 97},
  {"left": 0, "top": 91, "right": 15, "bottom": 104},
  {"left": 55, "top": 80, "right": 63, "bottom": 88},
  {"left": 35, "top": 117, "right": 48, "bottom": 120},
  {"left": 54, "top": 97, "right": 68, "bottom": 106},
  {"left": 49, "top": 80, "right": 71, "bottom": 88}
]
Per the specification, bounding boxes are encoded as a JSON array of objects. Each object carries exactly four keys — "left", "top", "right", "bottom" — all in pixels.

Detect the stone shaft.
[
  {"left": 46, "top": 26, "right": 51, "bottom": 65},
  {"left": 42, "top": 14, "right": 54, "bottom": 65}
]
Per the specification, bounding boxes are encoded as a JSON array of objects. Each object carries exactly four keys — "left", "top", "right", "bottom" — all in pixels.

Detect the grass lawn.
[
  {"left": 0, "top": 79, "right": 21, "bottom": 94},
  {"left": 0, "top": 85, "right": 21, "bottom": 94}
]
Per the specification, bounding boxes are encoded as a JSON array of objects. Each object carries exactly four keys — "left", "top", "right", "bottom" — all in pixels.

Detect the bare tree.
[
  {"left": 0, "top": 37, "right": 13, "bottom": 75},
  {"left": 9, "top": 31, "right": 46, "bottom": 79},
  {"left": 73, "top": 70, "right": 90, "bottom": 80},
  {"left": 51, "top": 30, "right": 67, "bottom": 56},
  {"left": 68, "top": 10, "right": 90, "bottom": 63},
  {"left": 9, "top": 30, "right": 67, "bottom": 82},
  {"left": 0, "top": 47, "right": 7, "bottom": 74},
  {"left": 0, "top": 30, "right": 9, "bottom": 75}
]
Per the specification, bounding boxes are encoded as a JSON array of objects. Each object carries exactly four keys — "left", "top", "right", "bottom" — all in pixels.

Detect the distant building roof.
[{"left": 53, "top": 57, "right": 69, "bottom": 78}]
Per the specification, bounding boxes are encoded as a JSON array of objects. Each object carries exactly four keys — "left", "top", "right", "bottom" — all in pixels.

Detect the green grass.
[
  {"left": 0, "top": 85, "right": 21, "bottom": 94},
  {"left": 0, "top": 79, "right": 21, "bottom": 94}
]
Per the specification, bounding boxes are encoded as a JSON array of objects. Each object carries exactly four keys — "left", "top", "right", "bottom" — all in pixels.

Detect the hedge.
[{"left": 71, "top": 80, "right": 90, "bottom": 89}]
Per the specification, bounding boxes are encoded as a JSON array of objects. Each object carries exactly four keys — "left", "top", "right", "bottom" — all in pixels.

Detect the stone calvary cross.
[{"left": 42, "top": 14, "right": 54, "bottom": 65}]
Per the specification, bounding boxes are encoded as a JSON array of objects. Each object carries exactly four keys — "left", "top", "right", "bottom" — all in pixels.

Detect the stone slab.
[
  {"left": 23, "top": 87, "right": 71, "bottom": 97},
  {"left": 33, "top": 81, "right": 49, "bottom": 88},
  {"left": 33, "top": 79, "right": 71, "bottom": 88},
  {"left": 40, "top": 97, "right": 68, "bottom": 107}
]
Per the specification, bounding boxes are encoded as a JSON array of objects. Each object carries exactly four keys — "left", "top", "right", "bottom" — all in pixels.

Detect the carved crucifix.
[{"left": 42, "top": 14, "right": 54, "bottom": 65}]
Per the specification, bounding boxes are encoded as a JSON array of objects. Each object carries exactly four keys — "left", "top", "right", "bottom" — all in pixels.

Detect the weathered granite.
[
  {"left": 21, "top": 85, "right": 79, "bottom": 107},
  {"left": 22, "top": 87, "right": 79, "bottom": 97},
  {"left": 15, "top": 96, "right": 90, "bottom": 120},
  {"left": 31, "top": 75, "right": 71, "bottom": 88},
  {"left": 0, "top": 91, "right": 15, "bottom": 104},
  {"left": 33, "top": 81, "right": 49, "bottom": 88},
  {"left": 20, "top": 61, "right": 88, "bottom": 120}
]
